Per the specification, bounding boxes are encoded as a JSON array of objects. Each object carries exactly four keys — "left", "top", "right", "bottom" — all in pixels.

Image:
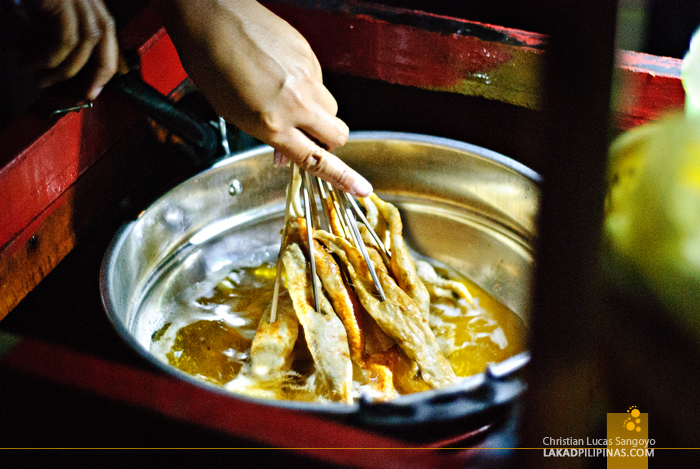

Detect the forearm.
[
  {"left": 149, "top": 0, "right": 370, "bottom": 196},
  {"left": 150, "top": 0, "right": 300, "bottom": 114},
  {"left": 151, "top": 0, "right": 262, "bottom": 47}
]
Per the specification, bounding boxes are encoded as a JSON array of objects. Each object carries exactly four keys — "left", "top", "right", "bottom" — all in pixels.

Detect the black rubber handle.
[
  {"left": 355, "top": 352, "right": 529, "bottom": 442},
  {"left": 114, "top": 72, "right": 220, "bottom": 162}
]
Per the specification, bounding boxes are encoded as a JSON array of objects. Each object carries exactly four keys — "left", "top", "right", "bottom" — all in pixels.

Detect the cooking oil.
[{"left": 151, "top": 259, "right": 527, "bottom": 401}]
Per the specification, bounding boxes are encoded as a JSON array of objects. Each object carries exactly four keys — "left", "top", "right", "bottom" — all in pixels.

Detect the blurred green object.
[
  {"left": 597, "top": 26, "right": 700, "bottom": 457},
  {"left": 605, "top": 27, "right": 700, "bottom": 336},
  {"left": 606, "top": 115, "right": 700, "bottom": 339},
  {"left": 682, "top": 27, "right": 700, "bottom": 117}
]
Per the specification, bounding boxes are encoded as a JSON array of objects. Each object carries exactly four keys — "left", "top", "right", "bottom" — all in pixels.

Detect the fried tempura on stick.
[
  {"left": 364, "top": 345, "right": 399, "bottom": 398},
  {"left": 293, "top": 218, "right": 365, "bottom": 365},
  {"left": 315, "top": 230, "right": 457, "bottom": 389},
  {"left": 281, "top": 242, "right": 353, "bottom": 402},
  {"left": 293, "top": 218, "right": 397, "bottom": 400},
  {"left": 368, "top": 194, "right": 431, "bottom": 319},
  {"left": 250, "top": 291, "right": 299, "bottom": 378},
  {"left": 323, "top": 188, "right": 347, "bottom": 238},
  {"left": 415, "top": 259, "right": 474, "bottom": 305},
  {"left": 360, "top": 196, "right": 389, "bottom": 251},
  {"left": 289, "top": 165, "right": 304, "bottom": 218}
]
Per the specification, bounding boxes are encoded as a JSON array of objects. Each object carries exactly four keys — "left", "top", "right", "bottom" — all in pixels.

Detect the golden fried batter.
[
  {"left": 415, "top": 259, "right": 474, "bottom": 305},
  {"left": 369, "top": 194, "right": 431, "bottom": 319},
  {"left": 315, "top": 230, "right": 457, "bottom": 389},
  {"left": 250, "top": 291, "right": 299, "bottom": 378},
  {"left": 293, "top": 218, "right": 365, "bottom": 365},
  {"left": 281, "top": 242, "right": 353, "bottom": 402},
  {"left": 294, "top": 218, "right": 398, "bottom": 399}
]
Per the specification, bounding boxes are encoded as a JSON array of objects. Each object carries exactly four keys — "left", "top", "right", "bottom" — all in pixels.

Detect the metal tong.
[{"left": 270, "top": 164, "right": 390, "bottom": 322}]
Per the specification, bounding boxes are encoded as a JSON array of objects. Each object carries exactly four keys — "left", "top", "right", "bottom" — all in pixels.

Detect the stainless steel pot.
[{"left": 100, "top": 131, "right": 540, "bottom": 442}]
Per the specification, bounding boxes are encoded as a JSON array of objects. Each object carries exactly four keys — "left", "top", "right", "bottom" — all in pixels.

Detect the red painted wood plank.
[
  {"left": 0, "top": 334, "right": 472, "bottom": 466},
  {"left": 138, "top": 29, "right": 189, "bottom": 96},
  {"left": 0, "top": 173, "right": 79, "bottom": 320},
  {"left": 119, "top": 7, "right": 188, "bottom": 96},
  {"left": 0, "top": 7, "right": 187, "bottom": 252},
  {"left": 0, "top": 91, "right": 139, "bottom": 251},
  {"left": 615, "top": 50, "right": 685, "bottom": 130},
  {"left": 266, "top": 1, "right": 686, "bottom": 126},
  {"left": 266, "top": 1, "right": 545, "bottom": 109}
]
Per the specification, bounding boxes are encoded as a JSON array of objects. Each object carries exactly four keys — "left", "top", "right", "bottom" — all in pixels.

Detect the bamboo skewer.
[
  {"left": 269, "top": 165, "right": 297, "bottom": 323},
  {"left": 270, "top": 169, "right": 390, "bottom": 322},
  {"left": 301, "top": 170, "right": 321, "bottom": 313}
]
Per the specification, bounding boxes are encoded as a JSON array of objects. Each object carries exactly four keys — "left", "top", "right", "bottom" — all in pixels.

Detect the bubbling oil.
[{"left": 151, "top": 261, "right": 527, "bottom": 401}]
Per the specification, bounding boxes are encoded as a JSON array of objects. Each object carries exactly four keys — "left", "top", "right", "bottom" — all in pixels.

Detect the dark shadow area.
[
  {"left": 0, "top": 372, "right": 343, "bottom": 467},
  {"left": 325, "top": 71, "right": 543, "bottom": 174}
]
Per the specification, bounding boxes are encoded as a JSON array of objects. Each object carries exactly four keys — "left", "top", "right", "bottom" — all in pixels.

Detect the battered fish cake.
[
  {"left": 315, "top": 230, "right": 457, "bottom": 389},
  {"left": 282, "top": 242, "right": 353, "bottom": 402}
]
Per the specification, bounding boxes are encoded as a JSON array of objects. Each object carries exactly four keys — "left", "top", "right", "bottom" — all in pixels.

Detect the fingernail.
[
  {"left": 350, "top": 177, "right": 373, "bottom": 197},
  {"left": 88, "top": 86, "right": 104, "bottom": 100},
  {"left": 35, "top": 77, "right": 53, "bottom": 89},
  {"left": 338, "top": 121, "right": 349, "bottom": 139},
  {"left": 274, "top": 151, "right": 290, "bottom": 167}
]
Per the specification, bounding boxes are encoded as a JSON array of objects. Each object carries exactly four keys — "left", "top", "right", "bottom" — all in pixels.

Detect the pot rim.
[{"left": 99, "top": 131, "right": 538, "bottom": 421}]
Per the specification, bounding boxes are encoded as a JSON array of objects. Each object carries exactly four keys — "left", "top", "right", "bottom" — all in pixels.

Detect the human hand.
[
  {"left": 153, "top": 0, "right": 372, "bottom": 196},
  {"left": 1, "top": 0, "right": 118, "bottom": 100}
]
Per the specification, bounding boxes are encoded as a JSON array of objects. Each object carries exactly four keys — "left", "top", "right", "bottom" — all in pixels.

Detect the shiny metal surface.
[{"left": 100, "top": 131, "right": 540, "bottom": 421}]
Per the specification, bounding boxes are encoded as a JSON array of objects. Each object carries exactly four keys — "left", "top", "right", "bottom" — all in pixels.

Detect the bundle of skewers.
[{"left": 246, "top": 164, "right": 474, "bottom": 402}]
